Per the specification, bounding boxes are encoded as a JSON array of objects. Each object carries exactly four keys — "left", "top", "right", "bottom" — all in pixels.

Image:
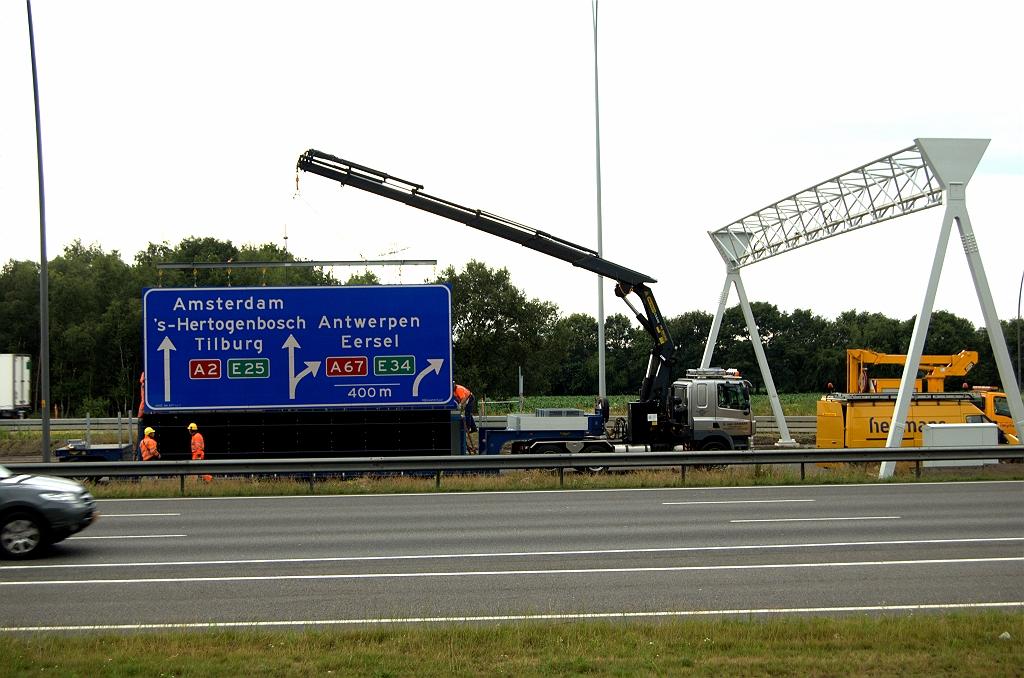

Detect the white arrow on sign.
[
  {"left": 411, "top": 358, "right": 445, "bottom": 397},
  {"left": 282, "top": 334, "right": 321, "bottom": 399},
  {"left": 158, "top": 336, "right": 176, "bottom": 402}
]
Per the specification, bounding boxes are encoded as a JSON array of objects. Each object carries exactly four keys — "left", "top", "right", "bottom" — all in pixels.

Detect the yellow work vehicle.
[
  {"left": 827, "top": 349, "right": 1019, "bottom": 446},
  {"left": 846, "top": 349, "right": 978, "bottom": 393},
  {"left": 817, "top": 392, "right": 1019, "bottom": 448}
]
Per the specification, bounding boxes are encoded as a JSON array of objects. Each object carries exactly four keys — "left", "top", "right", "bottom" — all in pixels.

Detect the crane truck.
[{"left": 296, "top": 150, "right": 755, "bottom": 455}]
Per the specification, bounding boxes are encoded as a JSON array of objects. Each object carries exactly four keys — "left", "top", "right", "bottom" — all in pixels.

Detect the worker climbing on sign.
[
  {"left": 189, "top": 423, "right": 212, "bottom": 483},
  {"left": 137, "top": 372, "right": 145, "bottom": 418},
  {"left": 139, "top": 427, "right": 160, "bottom": 461},
  {"left": 454, "top": 383, "right": 477, "bottom": 454},
  {"left": 454, "top": 383, "right": 477, "bottom": 433}
]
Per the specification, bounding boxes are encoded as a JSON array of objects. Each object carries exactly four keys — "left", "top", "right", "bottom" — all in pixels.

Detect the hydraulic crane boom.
[
  {"left": 846, "top": 349, "right": 978, "bottom": 393},
  {"left": 296, "top": 149, "right": 676, "bottom": 408}
]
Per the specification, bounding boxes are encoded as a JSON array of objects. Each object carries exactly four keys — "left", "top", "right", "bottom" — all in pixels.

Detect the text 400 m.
[{"left": 347, "top": 386, "right": 394, "bottom": 399}]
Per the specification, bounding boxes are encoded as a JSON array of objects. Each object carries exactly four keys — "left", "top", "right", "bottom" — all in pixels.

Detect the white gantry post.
[
  {"left": 706, "top": 142, "right": 946, "bottom": 453},
  {"left": 880, "top": 139, "right": 1024, "bottom": 477},
  {"left": 702, "top": 266, "right": 797, "bottom": 447}
]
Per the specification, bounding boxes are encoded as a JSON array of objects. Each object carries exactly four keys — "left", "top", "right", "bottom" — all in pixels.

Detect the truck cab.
[
  {"left": 673, "top": 369, "right": 755, "bottom": 450},
  {"left": 970, "top": 387, "right": 1019, "bottom": 440},
  {"left": 628, "top": 369, "right": 755, "bottom": 450}
]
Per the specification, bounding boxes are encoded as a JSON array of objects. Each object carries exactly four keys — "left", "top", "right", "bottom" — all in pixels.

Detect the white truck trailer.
[{"left": 0, "top": 354, "right": 32, "bottom": 419}]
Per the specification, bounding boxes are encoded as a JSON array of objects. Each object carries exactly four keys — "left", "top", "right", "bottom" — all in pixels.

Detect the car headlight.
[{"left": 40, "top": 492, "right": 82, "bottom": 503}]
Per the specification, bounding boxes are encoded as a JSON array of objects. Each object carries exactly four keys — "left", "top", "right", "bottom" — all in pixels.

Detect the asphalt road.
[{"left": 2, "top": 481, "right": 1022, "bottom": 631}]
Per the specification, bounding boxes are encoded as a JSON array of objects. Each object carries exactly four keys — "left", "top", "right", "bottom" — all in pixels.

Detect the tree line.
[{"left": 1, "top": 238, "right": 1020, "bottom": 416}]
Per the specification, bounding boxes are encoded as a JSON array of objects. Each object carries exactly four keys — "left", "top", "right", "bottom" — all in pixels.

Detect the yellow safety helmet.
[
  {"left": 187, "top": 423, "right": 198, "bottom": 431},
  {"left": 144, "top": 427, "right": 155, "bottom": 436}
]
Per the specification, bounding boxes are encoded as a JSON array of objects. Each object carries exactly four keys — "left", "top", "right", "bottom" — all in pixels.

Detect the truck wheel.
[
  {"left": 1, "top": 511, "right": 48, "bottom": 560},
  {"left": 696, "top": 440, "right": 727, "bottom": 470},
  {"left": 575, "top": 444, "right": 610, "bottom": 473},
  {"left": 532, "top": 444, "right": 563, "bottom": 474}
]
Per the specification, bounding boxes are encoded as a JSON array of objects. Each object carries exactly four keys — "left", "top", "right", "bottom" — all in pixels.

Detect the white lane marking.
[
  {"left": 100, "top": 513, "right": 181, "bottom": 517},
  {"left": 4, "top": 557, "right": 1020, "bottom": 586},
  {"left": 4, "top": 601, "right": 1022, "bottom": 632},
  {"left": 664, "top": 499, "right": 816, "bottom": 505},
  {"left": 93, "top": 479, "right": 1024, "bottom": 502},
  {"left": 67, "top": 534, "right": 186, "bottom": 540},
  {"left": 5, "top": 537, "right": 1020, "bottom": 571},
  {"left": 732, "top": 516, "right": 900, "bottom": 523}
]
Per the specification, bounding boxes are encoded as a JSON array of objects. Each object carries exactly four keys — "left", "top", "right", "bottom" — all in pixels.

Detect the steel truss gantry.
[
  {"left": 708, "top": 144, "right": 943, "bottom": 268},
  {"left": 701, "top": 139, "right": 1024, "bottom": 460}
]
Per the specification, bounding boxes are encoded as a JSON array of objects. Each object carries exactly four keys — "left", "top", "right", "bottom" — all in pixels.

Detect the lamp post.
[
  {"left": 592, "top": 0, "right": 607, "bottom": 401},
  {"left": 27, "top": 0, "right": 51, "bottom": 461}
]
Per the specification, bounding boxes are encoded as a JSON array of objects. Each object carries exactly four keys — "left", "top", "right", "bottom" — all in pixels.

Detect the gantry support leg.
[
  {"left": 881, "top": 138, "right": 1024, "bottom": 477},
  {"left": 702, "top": 269, "right": 797, "bottom": 447}
]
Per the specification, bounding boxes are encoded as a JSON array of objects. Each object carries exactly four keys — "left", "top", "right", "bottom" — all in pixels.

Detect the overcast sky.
[{"left": 2, "top": 1, "right": 1021, "bottom": 331}]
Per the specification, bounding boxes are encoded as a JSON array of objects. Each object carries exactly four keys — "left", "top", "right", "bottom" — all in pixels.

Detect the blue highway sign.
[{"left": 142, "top": 285, "right": 453, "bottom": 412}]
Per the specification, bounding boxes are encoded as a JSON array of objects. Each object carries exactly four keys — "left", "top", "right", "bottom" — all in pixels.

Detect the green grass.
[
  {"left": 751, "top": 392, "right": 822, "bottom": 416},
  {"left": 479, "top": 395, "right": 636, "bottom": 416},
  {"left": 2, "top": 612, "right": 1021, "bottom": 677}
]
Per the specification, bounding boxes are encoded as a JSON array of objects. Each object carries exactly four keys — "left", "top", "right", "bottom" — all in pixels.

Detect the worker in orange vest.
[
  {"left": 188, "top": 422, "right": 212, "bottom": 483},
  {"left": 139, "top": 427, "right": 160, "bottom": 461},
  {"left": 137, "top": 372, "right": 145, "bottom": 418},
  {"left": 453, "top": 383, "right": 477, "bottom": 433}
]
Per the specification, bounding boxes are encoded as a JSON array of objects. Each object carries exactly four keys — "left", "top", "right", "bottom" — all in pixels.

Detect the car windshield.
[{"left": 0, "top": 464, "right": 11, "bottom": 479}]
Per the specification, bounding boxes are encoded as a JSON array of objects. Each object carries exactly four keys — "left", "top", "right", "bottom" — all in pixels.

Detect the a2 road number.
[{"left": 189, "top": 359, "right": 221, "bottom": 379}]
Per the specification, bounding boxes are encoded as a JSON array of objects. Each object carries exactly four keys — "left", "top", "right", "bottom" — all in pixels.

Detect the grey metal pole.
[
  {"left": 27, "top": 0, "right": 51, "bottom": 462},
  {"left": 592, "top": 0, "right": 607, "bottom": 402},
  {"left": 1017, "top": 268, "right": 1022, "bottom": 388}
]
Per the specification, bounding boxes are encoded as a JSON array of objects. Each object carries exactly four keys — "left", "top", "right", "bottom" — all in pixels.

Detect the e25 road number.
[{"left": 227, "top": 358, "right": 270, "bottom": 379}]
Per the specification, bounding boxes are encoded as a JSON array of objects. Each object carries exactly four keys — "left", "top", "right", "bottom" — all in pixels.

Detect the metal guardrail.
[
  {"left": 2, "top": 415, "right": 818, "bottom": 435},
  {"left": 4, "top": 446, "right": 1018, "bottom": 479},
  {"left": 479, "top": 415, "right": 817, "bottom": 435},
  {"left": 755, "top": 415, "right": 816, "bottom": 435},
  {"left": 0, "top": 417, "right": 138, "bottom": 432}
]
